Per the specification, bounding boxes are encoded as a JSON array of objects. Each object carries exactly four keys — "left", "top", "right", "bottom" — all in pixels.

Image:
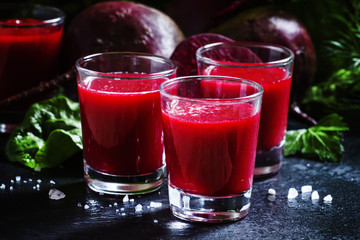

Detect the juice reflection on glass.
[
  {"left": 197, "top": 42, "right": 294, "bottom": 178},
  {"left": 160, "top": 76, "right": 263, "bottom": 222},
  {"left": 0, "top": 4, "right": 64, "bottom": 126},
  {"left": 76, "top": 52, "right": 177, "bottom": 195}
]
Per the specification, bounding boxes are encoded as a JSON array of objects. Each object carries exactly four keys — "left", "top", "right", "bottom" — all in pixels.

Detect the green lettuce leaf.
[{"left": 5, "top": 96, "right": 82, "bottom": 170}]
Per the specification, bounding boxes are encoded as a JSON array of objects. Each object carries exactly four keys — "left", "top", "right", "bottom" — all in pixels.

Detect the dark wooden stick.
[{"left": 0, "top": 67, "right": 76, "bottom": 109}]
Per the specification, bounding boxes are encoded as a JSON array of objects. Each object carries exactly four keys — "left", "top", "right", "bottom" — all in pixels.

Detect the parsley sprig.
[{"left": 284, "top": 114, "right": 349, "bottom": 162}]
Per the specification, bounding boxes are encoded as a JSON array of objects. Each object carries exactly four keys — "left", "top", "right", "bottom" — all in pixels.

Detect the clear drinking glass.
[
  {"left": 160, "top": 75, "right": 263, "bottom": 222},
  {"left": 0, "top": 4, "right": 65, "bottom": 132},
  {"left": 76, "top": 52, "right": 177, "bottom": 195},
  {"left": 197, "top": 42, "right": 294, "bottom": 179}
]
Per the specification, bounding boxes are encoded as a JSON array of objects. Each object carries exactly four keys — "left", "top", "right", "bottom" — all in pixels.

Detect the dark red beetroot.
[
  {"left": 170, "top": 33, "right": 235, "bottom": 76},
  {"left": 62, "top": 1, "right": 185, "bottom": 69},
  {"left": 211, "top": 6, "right": 316, "bottom": 102}
]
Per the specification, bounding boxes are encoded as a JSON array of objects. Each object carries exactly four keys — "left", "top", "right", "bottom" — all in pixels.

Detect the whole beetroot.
[
  {"left": 211, "top": 6, "right": 316, "bottom": 102},
  {"left": 170, "top": 33, "right": 234, "bottom": 76},
  {"left": 62, "top": 1, "right": 185, "bottom": 69}
]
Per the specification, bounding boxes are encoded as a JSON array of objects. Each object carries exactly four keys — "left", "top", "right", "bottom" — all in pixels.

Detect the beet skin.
[
  {"left": 211, "top": 6, "right": 316, "bottom": 102},
  {"left": 62, "top": 1, "right": 185, "bottom": 69}
]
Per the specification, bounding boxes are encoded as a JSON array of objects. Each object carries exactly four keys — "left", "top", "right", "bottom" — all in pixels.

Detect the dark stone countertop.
[{"left": 0, "top": 119, "right": 359, "bottom": 240}]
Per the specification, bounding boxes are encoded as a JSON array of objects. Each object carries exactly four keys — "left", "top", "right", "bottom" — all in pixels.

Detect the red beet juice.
[
  {"left": 78, "top": 76, "right": 167, "bottom": 175},
  {"left": 206, "top": 66, "right": 291, "bottom": 151},
  {"left": 162, "top": 80, "right": 261, "bottom": 196},
  {"left": 0, "top": 18, "right": 63, "bottom": 103}
]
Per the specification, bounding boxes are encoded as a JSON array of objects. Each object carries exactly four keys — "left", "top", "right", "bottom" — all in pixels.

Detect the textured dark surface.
[{"left": 0, "top": 119, "right": 359, "bottom": 240}]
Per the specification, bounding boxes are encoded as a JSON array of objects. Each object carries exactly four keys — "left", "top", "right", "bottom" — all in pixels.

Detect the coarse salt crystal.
[
  {"left": 130, "top": 198, "right": 135, "bottom": 202},
  {"left": 50, "top": 180, "right": 56, "bottom": 184},
  {"left": 0, "top": 184, "right": 5, "bottom": 190},
  {"left": 287, "top": 188, "right": 298, "bottom": 199},
  {"left": 37, "top": 179, "right": 42, "bottom": 183},
  {"left": 9, "top": 186, "right": 14, "bottom": 191},
  {"left": 48, "top": 188, "right": 66, "bottom": 200},
  {"left": 15, "top": 176, "right": 21, "bottom": 182},
  {"left": 301, "top": 185, "right": 312, "bottom": 193},
  {"left": 311, "top": 191, "right": 320, "bottom": 200},
  {"left": 150, "top": 202, "right": 163, "bottom": 208},
  {"left": 84, "top": 204, "right": 90, "bottom": 209},
  {"left": 268, "top": 188, "right": 276, "bottom": 195},
  {"left": 123, "top": 195, "right": 129, "bottom": 202},
  {"left": 135, "top": 204, "right": 143, "bottom": 212},
  {"left": 122, "top": 213, "right": 126, "bottom": 216},
  {"left": 154, "top": 219, "right": 159, "bottom": 223},
  {"left": 323, "top": 194, "right": 333, "bottom": 202}
]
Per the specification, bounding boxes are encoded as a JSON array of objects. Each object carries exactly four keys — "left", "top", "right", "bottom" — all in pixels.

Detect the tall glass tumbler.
[
  {"left": 160, "top": 75, "right": 263, "bottom": 222},
  {"left": 197, "top": 42, "right": 294, "bottom": 179},
  {"left": 0, "top": 4, "right": 65, "bottom": 132},
  {"left": 76, "top": 52, "right": 177, "bottom": 195}
]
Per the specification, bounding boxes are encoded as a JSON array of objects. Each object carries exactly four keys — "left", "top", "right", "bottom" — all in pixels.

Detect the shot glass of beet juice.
[
  {"left": 76, "top": 52, "right": 177, "bottom": 195},
  {"left": 0, "top": 4, "right": 65, "bottom": 132},
  {"left": 197, "top": 42, "right": 294, "bottom": 179},
  {"left": 160, "top": 75, "right": 263, "bottom": 223}
]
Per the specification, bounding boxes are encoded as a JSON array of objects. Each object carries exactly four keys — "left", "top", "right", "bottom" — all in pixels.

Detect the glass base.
[
  {"left": 254, "top": 140, "right": 284, "bottom": 179},
  {"left": 84, "top": 162, "right": 165, "bottom": 195},
  {"left": 168, "top": 184, "right": 251, "bottom": 223}
]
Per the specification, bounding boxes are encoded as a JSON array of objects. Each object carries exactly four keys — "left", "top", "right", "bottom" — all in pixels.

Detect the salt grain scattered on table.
[
  {"left": 154, "top": 219, "right": 159, "bottom": 223},
  {"left": 323, "top": 194, "right": 333, "bottom": 202},
  {"left": 135, "top": 204, "right": 143, "bottom": 212},
  {"left": 48, "top": 188, "right": 66, "bottom": 200},
  {"left": 287, "top": 188, "right": 298, "bottom": 199},
  {"left": 0, "top": 184, "right": 5, "bottom": 190},
  {"left": 268, "top": 188, "right": 276, "bottom": 195},
  {"left": 15, "top": 176, "right": 21, "bottom": 182},
  {"left": 123, "top": 195, "right": 129, "bottom": 202},
  {"left": 301, "top": 185, "right": 312, "bottom": 193},
  {"left": 84, "top": 204, "right": 90, "bottom": 209},
  {"left": 311, "top": 190, "right": 320, "bottom": 200},
  {"left": 150, "top": 202, "right": 162, "bottom": 208}
]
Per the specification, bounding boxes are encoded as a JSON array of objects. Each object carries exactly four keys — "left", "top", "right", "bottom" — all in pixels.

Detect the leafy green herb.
[
  {"left": 302, "top": 68, "right": 360, "bottom": 117},
  {"left": 5, "top": 96, "right": 82, "bottom": 171},
  {"left": 284, "top": 114, "right": 349, "bottom": 162}
]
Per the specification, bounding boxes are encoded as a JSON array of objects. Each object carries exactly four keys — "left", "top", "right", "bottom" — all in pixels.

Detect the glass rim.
[
  {"left": 160, "top": 75, "right": 264, "bottom": 104},
  {"left": 76, "top": 51, "right": 178, "bottom": 80},
  {"left": 196, "top": 41, "right": 295, "bottom": 68},
  {"left": 0, "top": 4, "right": 65, "bottom": 28}
]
